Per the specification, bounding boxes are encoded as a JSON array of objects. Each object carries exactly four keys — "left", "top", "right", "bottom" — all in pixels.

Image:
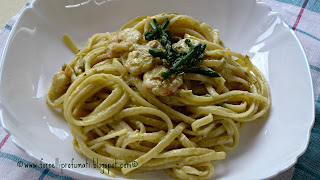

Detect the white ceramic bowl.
[{"left": 0, "top": 0, "right": 315, "bottom": 179}]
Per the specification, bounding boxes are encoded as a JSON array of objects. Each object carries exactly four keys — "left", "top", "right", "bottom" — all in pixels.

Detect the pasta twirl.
[{"left": 47, "top": 13, "right": 270, "bottom": 179}]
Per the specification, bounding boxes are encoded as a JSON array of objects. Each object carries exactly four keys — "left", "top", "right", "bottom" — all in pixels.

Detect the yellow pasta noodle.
[{"left": 47, "top": 13, "right": 270, "bottom": 179}]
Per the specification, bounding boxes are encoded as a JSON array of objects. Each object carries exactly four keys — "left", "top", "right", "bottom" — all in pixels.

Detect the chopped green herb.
[
  {"left": 144, "top": 18, "right": 220, "bottom": 79},
  {"left": 149, "top": 48, "right": 166, "bottom": 59}
]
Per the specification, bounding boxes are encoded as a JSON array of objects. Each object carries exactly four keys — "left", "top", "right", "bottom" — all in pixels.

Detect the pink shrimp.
[
  {"left": 64, "top": 65, "right": 73, "bottom": 77},
  {"left": 143, "top": 66, "right": 183, "bottom": 96},
  {"left": 51, "top": 71, "right": 71, "bottom": 98}
]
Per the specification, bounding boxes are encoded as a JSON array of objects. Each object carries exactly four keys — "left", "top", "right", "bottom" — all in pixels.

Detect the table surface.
[{"left": 0, "top": 0, "right": 29, "bottom": 28}]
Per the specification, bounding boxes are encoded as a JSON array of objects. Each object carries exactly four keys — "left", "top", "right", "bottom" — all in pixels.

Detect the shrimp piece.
[
  {"left": 106, "top": 28, "right": 142, "bottom": 58},
  {"left": 64, "top": 65, "right": 73, "bottom": 77},
  {"left": 143, "top": 66, "right": 183, "bottom": 96},
  {"left": 145, "top": 40, "right": 165, "bottom": 51},
  {"left": 118, "top": 28, "right": 142, "bottom": 44},
  {"left": 124, "top": 40, "right": 163, "bottom": 75},
  {"left": 50, "top": 71, "right": 71, "bottom": 99},
  {"left": 173, "top": 38, "right": 200, "bottom": 52},
  {"left": 124, "top": 46, "right": 154, "bottom": 75}
]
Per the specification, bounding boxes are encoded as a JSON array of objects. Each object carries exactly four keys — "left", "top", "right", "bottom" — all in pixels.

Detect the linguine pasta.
[{"left": 47, "top": 13, "right": 270, "bottom": 179}]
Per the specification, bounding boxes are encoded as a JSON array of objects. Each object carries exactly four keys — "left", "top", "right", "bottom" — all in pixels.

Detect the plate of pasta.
[{"left": 0, "top": 0, "right": 314, "bottom": 180}]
